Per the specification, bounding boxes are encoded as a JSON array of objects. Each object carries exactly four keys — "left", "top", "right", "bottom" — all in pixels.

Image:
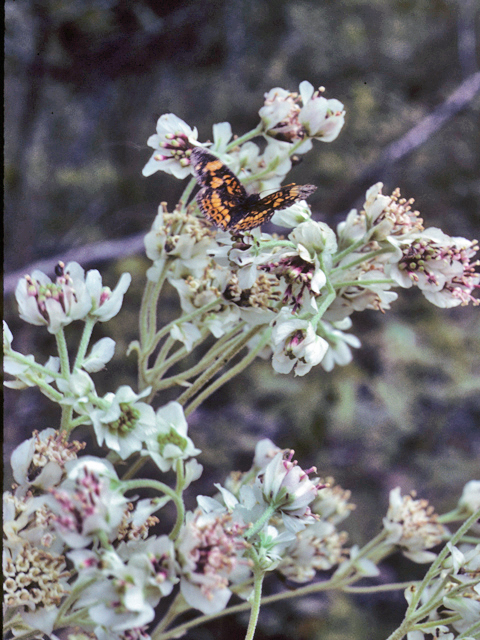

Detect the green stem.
[
  {"left": 458, "top": 621, "right": 480, "bottom": 638},
  {"left": 151, "top": 298, "right": 222, "bottom": 357},
  {"left": 73, "top": 317, "right": 96, "bottom": 370},
  {"left": 244, "top": 504, "right": 277, "bottom": 540},
  {"left": 343, "top": 581, "right": 416, "bottom": 594},
  {"left": 242, "top": 157, "right": 283, "bottom": 185},
  {"left": 333, "top": 530, "right": 388, "bottom": 580},
  {"left": 151, "top": 592, "right": 189, "bottom": 638},
  {"left": 184, "top": 327, "right": 271, "bottom": 417},
  {"left": 179, "top": 177, "right": 197, "bottom": 209},
  {"left": 149, "top": 335, "right": 177, "bottom": 374},
  {"left": 225, "top": 124, "right": 264, "bottom": 151},
  {"left": 121, "top": 454, "right": 146, "bottom": 481},
  {"left": 331, "top": 247, "right": 391, "bottom": 273},
  {"left": 140, "top": 279, "right": 155, "bottom": 346},
  {"left": 55, "top": 577, "right": 97, "bottom": 622},
  {"left": 155, "top": 569, "right": 362, "bottom": 640},
  {"left": 168, "top": 460, "right": 187, "bottom": 540},
  {"left": 410, "top": 613, "right": 462, "bottom": 630},
  {"left": 332, "top": 239, "right": 366, "bottom": 265},
  {"left": 69, "top": 415, "right": 92, "bottom": 429},
  {"left": 146, "top": 264, "right": 171, "bottom": 350},
  {"left": 121, "top": 479, "right": 185, "bottom": 540},
  {"left": 5, "top": 351, "right": 64, "bottom": 379},
  {"left": 334, "top": 278, "right": 395, "bottom": 289},
  {"left": 310, "top": 261, "right": 336, "bottom": 327},
  {"left": 438, "top": 508, "right": 463, "bottom": 523},
  {"left": 405, "top": 507, "right": 480, "bottom": 615},
  {"left": 152, "top": 326, "right": 245, "bottom": 390},
  {"left": 176, "top": 325, "right": 261, "bottom": 408},
  {"left": 28, "top": 376, "right": 64, "bottom": 403},
  {"left": 55, "top": 328, "right": 70, "bottom": 377},
  {"left": 244, "top": 565, "right": 265, "bottom": 640}
]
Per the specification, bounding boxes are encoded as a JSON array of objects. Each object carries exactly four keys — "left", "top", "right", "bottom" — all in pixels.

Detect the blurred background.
[{"left": 4, "top": 1, "right": 480, "bottom": 638}]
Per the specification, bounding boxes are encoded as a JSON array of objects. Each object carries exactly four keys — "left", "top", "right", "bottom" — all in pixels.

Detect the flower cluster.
[
  {"left": 4, "top": 80, "right": 479, "bottom": 640},
  {"left": 382, "top": 487, "right": 446, "bottom": 563}
]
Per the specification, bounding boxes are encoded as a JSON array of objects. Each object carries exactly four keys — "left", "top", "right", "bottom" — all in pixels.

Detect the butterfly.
[{"left": 190, "top": 147, "right": 317, "bottom": 233}]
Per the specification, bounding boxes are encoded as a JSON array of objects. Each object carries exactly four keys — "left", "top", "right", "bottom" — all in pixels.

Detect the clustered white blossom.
[{"left": 4, "top": 80, "right": 479, "bottom": 640}]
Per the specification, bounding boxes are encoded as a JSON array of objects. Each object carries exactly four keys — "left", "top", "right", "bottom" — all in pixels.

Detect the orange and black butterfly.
[{"left": 190, "top": 147, "right": 317, "bottom": 233}]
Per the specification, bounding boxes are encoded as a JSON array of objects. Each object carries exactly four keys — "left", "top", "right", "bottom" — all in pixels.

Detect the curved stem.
[
  {"left": 150, "top": 335, "right": 177, "bottom": 374},
  {"left": 151, "top": 326, "right": 245, "bottom": 391},
  {"left": 148, "top": 298, "right": 222, "bottom": 365},
  {"left": 225, "top": 124, "right": 264, "bottom": 151},
  {"left": 121, "top": 479, "right": 185, "bottom": 540},
  {"left": 176, "top": 326, "right": 261, "bottom": 408},
  {"left": 155, "top": 568, "right": 365, "bottom": 640},
  {"left": 184, "top": 327, "right": 271, "bottom": 417}
]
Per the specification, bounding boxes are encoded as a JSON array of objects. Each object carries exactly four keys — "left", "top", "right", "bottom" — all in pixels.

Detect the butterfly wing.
[
  {"left": 190, "top": 148, "right": 248, "bottom": 230},
  {"left": 229, "top": 183, "right": 317, "bottom": 232},
  {"left": 195, "top": 186, "right": 240, "bottom": 231}
]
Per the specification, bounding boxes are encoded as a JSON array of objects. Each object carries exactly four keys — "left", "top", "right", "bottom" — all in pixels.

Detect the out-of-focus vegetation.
[{"left": 4, "top": 1, "right": 480, "bottom": 638}]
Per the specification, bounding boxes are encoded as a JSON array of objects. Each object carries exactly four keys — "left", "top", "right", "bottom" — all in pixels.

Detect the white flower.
[
  {"left": 253, "top": 439, "right": 282, "bottom": 471},
  {"left": 259, "top": 82, "right": 345, "bottom": 146},
  {"left": 298, "top": 81, "right": 345, "bottom": 142},
  {"left": 319, "top": 318, "right": 361, "bottom": 372},
  {"left": 91, "top": 386, "right": 156, "bottom": 459},
  {"left": 170, "top": 322, "right": 203, "bottom": 352},
  {"left": 3, "top": 320, "right": 13, "bottom": 350},
  {"left": 271, "top": 311, "right": 328, "bottom": 376},
  {"left": 259, "top": 87, "right": 300, "bottom": 130},
  {"left": 82, "top": 337, "right": 116, "bottom": 372},
  {"left": 15, "top": 262, "right": 92, "bottom": 334},
  {"left": 142, "top": 113, "right": 198, "bottom": 179},
  {"left": 48, "top": 458, "right": 128, "bottom": 548},
  {"left": 382, "top": 487, "right": 445, "bottom": 563},
  {"left": 255, "top": 525, "right": 297, "bottom": 571},
  {"left": 289, "top": 219, "right": 338, "bottom": 258},
  {"left": 4, "top": 351, "right": 60, "bottom": 390},
  {"left": 10, "top": 428, "right": 82, "bottom": 490},
  {"left": 143, "top": 401, "right": 200, "bottom": 472},
  {"left": 278, "top": 519, "right": 347, "bottom": 582},
  {"left": 271, "top": 200, "right": 313, "bottom": 228},
  {"left": 257, "top": 449, "right": 320, "bottom": 532},
  {"left": 56, "top": 369, "right": 96, "bottom": 415},
  {"left": 211, "top": 121, "right": 233, "bottom": 153},
  {"left": 349, "top": 545, "right": 380, "bottom": 577},
  {"left": 387, "top": 228, "right": 480, "bottom": 307},
  {"left": 228, "top": 140, "right": 294, "bottom": 193},
  {"left": 176, "top": 507, "right": 249, "bottom": 614},
  {"left": 311, "top": 477, "right": 355, "bottom": 526},
  {"left": 458, "top": 480, "right": 480, "bottom": 514},
  {"left": 74, "top": 549, "right": 158, "bottom": 631},
  {"left": 86, "top": 270, "right": 131, "bottom": 322}
]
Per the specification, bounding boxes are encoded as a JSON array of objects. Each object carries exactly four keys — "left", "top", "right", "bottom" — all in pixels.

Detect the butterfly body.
[{"left": 190, "top": 147, "right": 316, "bottom": 232}]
